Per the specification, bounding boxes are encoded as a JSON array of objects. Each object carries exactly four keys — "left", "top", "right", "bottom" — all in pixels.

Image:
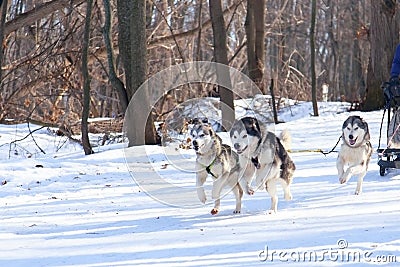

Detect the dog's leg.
[
  {"left": 226, "top": 172, "right": 244, "bottom": 214},
  {"left": 336, "top": 156, "right": 345, "bottom": 182},
  {"left": 255, "top": 171, "right": 267, "bottom": 191},
  {"left": 231, "top": 183, "right": 243, "bottom": 214},
  {"left": 211, "top": 175, "right": 227, "bottom": 200},
  {"left": 339, "top": 163, "right": 365, "bottom": 185},
  {"left": 280, "top": 179, "right": 293, "bottom": 201},
  {"left": 238, "top": 162, "right": 255, "bottom": 195},
  {"left": 211, "top": 198, "right": 221, "bottom": 215},
  {"left": 196, "top": 169, "right": 208, "bottom": 204},
  {"left": 266, "top": 179, "right": 278, "bottom": 214},
  {"left": 355, "top": 171, "right": 367, "bottom": 195},
  {"left": 210, "top": 175, "right": 228, "bottom": 215}
]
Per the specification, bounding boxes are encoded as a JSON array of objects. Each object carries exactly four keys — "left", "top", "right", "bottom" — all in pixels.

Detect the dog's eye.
[
  {"left": 347, "top": 127, "right": 351, "bottom": 131},
  {"left": 242, "top": 134, "right": 248, "bottom": 138},
  {"left": 354, "top": 127, "right": 359, "bottom": 130},
  {"left": 199, "top": 134, "right": 205, "bottom": 137}
]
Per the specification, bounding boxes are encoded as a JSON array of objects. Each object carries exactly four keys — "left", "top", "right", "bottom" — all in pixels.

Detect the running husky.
[
  {"left": 230, "top": 117, "right": 296, "bottom": 213},
  {"left": 190, "top": 119, "right": 253, "bottom": 215},
  {"left": 337, "top": 115, "right": 372, "bottom": 195}
]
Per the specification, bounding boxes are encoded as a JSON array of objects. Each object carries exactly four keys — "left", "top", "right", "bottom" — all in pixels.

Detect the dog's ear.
[
  {"left": 363, "top": 120, "right": 370, "bottom": 141},
  {"left": 252, "top": 119, "right": 261, "bottom": 133},
  {"left": 190, "top": 118, "right": 199, "bottom": 125},
  {"left": 190, "top": 117, "right": 209, "bottom": 127},
  {"left": 342, "top": 116, "right": 351, "bottom": 129},
  {"left": 243, "top": 117, "right": 258, "bottom": 130},
  {"left": 204, "top": 123, "right": 215, "bottom": 136},
  {"left": 364, "top": 131, "right": 371, "bottom": 141},
  {"left": 242, "top": 117, "right": 262, "bottom": 138},
  {"left": 201, "top": 118, "right": 209, "bottom": 124}
]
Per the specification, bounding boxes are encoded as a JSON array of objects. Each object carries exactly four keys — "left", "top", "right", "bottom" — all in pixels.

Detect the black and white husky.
[
  {"left": 190, "top": 119, "right": 253, "bottom": 215},
  {"left": 337, "top": 115, "right": 372, "bottom": 195},
  {"left": 230, "top": 117, "right": 296, "bottom": 213}
]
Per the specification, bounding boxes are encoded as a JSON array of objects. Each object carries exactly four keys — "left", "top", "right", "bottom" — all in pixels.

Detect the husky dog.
[
  {"left": 190, "top": 119, "right": 252, "bottom": 215},
  {"left": 230, "top": 117, "right": 296, "bottom": 213},
  {"left": 337, "top": 115, "right": 373, "bottom": 195}
]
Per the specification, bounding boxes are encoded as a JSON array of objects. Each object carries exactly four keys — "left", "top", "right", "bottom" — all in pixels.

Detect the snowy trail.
[{"left": 0, "top": 103, "right": 399, "bottom": 266}]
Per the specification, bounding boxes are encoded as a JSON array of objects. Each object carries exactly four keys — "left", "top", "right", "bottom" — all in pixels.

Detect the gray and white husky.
[
  {"left": 337, "top": 115, "right": 372, "bottom": 195},
  {"left": 190, "top": 119, "right": 253, "bottom": 215},
  {"left": 230, "top": 117, "right": 296, "bottom": 213}
]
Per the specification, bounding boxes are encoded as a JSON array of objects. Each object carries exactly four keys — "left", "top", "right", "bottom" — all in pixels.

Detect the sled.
[{"left": 377, "top": 81, "right": 400, "bottom": 176}]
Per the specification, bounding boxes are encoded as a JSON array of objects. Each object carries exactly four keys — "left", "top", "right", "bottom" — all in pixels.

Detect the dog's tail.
[{"left": 279, "top": 129, "right": 292, "bottom": 151}]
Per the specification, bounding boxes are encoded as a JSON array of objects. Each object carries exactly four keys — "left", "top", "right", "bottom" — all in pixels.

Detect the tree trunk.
[
  {"left": 350, "top": 0, "right": 364, "bottom": 101},
  {"left": 118, "top": 0, "right": 158, "bottom": 146},
  {"left": 245, "top": 0, "right": 265, "bottom": 93},
  {"left": 209, "top": 0, "right": 235, "bottom": 129},
  {"left": 254, "top": 0, "right": 265, "bottom": 93},
  {"left": 310, "top": 0, "right": 318, "bottom": 116},
  {"left": 102, "top": 0, "right": 128, "bottom": 113},
  {"left": 81, "top": 0, "right": 94, "bottom": 155},
  {"left": 117, "top": 0, "right": 134, "bottom": 99},
  {"left": 0, "top": 0, "right": 8, "bottom": 85},
  {"left": 363, "top": 0, "right": 398, "bottom": 111}
]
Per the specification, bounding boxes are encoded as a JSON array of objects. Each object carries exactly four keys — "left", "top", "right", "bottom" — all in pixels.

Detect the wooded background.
[{"left": 0, "top": 0, "right": 399, "bottom": 147}]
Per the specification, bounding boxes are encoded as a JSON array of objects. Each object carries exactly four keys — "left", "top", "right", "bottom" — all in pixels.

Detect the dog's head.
[
  {"left": 230, "top": 117, "right": 262, "bottom": 155},
  {"left": 342, "top": 115, "right": 370, "bottom": 147},
  {"left": 190, "top": 118, "right": 216, "bottom": 153}
]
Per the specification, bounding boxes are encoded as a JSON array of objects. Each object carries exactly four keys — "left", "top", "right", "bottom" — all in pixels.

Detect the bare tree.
[
  {"left": 81, "top": 0, "right": 94, "bottom": 155},
  {"left": 363, "top": 0, "right": 398, "bottom": 111},
  {"left": 310, "top": 0, "right": 318, "bottom": 116},
  {"left": 245, "top": 0, "right": 265, "bottom": 93},
  {"left": 0, "top": 0, "right": 7, "bottom": 83},
  {"left": 102, "top": 0, "right": 128, "bottom": 112},
  {"left": 209, "top": 0, "right": 235, "bottom": 127},
  {"left": 118, "top": 0, "right": 158, "bottom": 146}
]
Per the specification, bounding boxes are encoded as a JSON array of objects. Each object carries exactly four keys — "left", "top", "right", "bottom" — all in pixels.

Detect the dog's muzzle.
[
  {"left": 234, "top": 143, "right": 247, "bottom": 154},
  {"left": 348, "top": 135, "right": 357, "bottom": 146}
]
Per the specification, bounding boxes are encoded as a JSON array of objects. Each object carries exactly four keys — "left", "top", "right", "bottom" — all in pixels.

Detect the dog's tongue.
[{"left": 349, "top": 139, "right": 356, "bottom": 145}]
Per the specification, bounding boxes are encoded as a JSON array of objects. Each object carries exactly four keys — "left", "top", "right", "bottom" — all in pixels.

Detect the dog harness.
[
  {"left": 251, "top": 133, "right": 267, "bottom": 169},
  {"left": 205, "top": 159, "right": 217, "bottom": 178},
  {"left": 251, "top": 157, "right": 261, "bottom": 169},
  {"left": 250, "top": 134, "right": 268, "bottom": 169}
]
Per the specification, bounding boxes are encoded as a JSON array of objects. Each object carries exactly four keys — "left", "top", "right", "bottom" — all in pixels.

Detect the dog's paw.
[
  {"left": 354, "top": 190, "right": 362, "bottom": 195},
  {"left": 266, "top": 209, "right": 277, "bottom": 215},
  {"left": 339, "top": 176, "right": 347, "bottom": 184},
  {"left": 247, "top": 187, "right": 255, "bottom": 195},
  {"left": 197, "top": 192, "right": 207, "bottom": 204},
  {"left": 211, "top": 208, "right": 219, "bottom": 215},
  {"left": 233, "top": 209, "right": 241, "bottom": 214},
  {"left": 284, "top": 192, "right": 293, "bottom": 201}
]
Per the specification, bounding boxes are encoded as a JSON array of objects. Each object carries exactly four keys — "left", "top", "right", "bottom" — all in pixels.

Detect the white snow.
[{"left": 1, "top": 101, "right": 399, "bottom": 267}]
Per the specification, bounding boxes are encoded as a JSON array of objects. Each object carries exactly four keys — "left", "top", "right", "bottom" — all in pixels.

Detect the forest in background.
[{"left": 0, "top": 0, "right": 399, "bottom": 145}]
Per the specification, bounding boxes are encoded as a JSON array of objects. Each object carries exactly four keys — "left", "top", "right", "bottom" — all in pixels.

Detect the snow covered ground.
[{"left": 1, "top": 101, "right": 400, "bottom": 267}]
